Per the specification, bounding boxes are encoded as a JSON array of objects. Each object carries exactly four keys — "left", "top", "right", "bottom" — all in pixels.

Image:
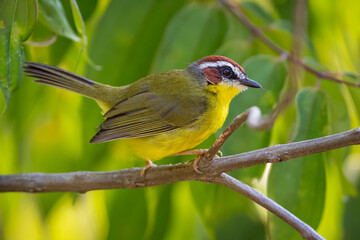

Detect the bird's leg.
[
  {"left": 140, "top": 159, "right": 156, "bottom": 176},
  {"left": 172, "top": 149, "right": 208, "bottom": 156},
  {"left": 172, "top": 149, "right": 223, "bottom": 174}
]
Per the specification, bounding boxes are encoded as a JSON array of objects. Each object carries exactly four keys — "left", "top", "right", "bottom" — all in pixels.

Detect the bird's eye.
[{"left": 221, "top": 67, "right": 233, "bottom": 78}]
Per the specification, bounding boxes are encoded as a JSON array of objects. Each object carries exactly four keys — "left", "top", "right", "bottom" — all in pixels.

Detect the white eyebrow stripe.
[{"left": 198, "top": 61, "right": 246, "bottom": 79}]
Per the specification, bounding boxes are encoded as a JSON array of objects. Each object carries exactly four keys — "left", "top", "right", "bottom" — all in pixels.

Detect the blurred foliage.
[{"left": 0, "top": 0, "right": 360, "bottom": 239}]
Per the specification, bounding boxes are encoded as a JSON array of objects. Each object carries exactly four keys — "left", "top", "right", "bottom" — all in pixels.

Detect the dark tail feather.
[{"left": 24, "top": 62, "right": 100, "bottom": 100}]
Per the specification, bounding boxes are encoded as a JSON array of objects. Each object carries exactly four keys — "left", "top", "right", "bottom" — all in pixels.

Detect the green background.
[{"left": 1, "top": 0, "right": 360, "bottom": 239}]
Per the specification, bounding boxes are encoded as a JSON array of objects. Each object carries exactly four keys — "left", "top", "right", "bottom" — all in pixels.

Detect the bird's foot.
[
  {"left": 140, "top": 159, "right": 156, "bottom": 176},
  {"left": 172, "top": 149, "right": 222, "bottom": 174},
  {"left": 172, "top": 149, "right": 222, "bottom": 157},
  {"left": 193, "top": 154, "right": 203, "bottom": 174}
]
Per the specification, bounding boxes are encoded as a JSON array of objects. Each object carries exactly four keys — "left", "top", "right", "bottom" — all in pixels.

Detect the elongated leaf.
[
  {"left": 317, "top": 153, "right": 347, "bottom": 240},
  {"left": 38, "top": 0, "right": 80, "bottom": 41},
  {"left": 144, "top": 185, "right": 172, "bottom": 240},
  {"left": 0, "top": 0, "right": 37, "bottom": 111},
  {"left": 152, "top": 2, "right": 227, "bottom": 72},
  {"left": 70, "top": 0, "right": 85, "bottom": 37},
  {"left": 242, "top": 1, "right": 274, "bottom": 26},
  {"left": 268, "top": 88, "right": 328, "bottom": 239},
  {"left": 343, "top": 158, "right": 360, "bottom": 239},
  {"left": 69, "top": 0, "right": 95, "bottom": 69},
  {"left": 271, "top": 0, "right": 295, "bottom": 21}
]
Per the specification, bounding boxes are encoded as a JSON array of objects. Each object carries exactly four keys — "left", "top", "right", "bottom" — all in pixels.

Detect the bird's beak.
[{"left": 239, "top": 77, "right": 262, "bottom": 88}]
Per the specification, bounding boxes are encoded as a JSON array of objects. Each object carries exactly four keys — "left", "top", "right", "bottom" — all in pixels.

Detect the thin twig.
[
  {"left": 219, "top": 0, "right": 360, "bottom": 88},
  {"left": 213, "top": 173, "right": 325, "bottom": 240},
  {"left": 1, "top": 127, "right": 359, "bottom": 193},
  {"left": 203, "top": 110, "right": 250, "bottom": 161},
  {"left": 203, "top": 106, "right": 263, "bottom": 162}
]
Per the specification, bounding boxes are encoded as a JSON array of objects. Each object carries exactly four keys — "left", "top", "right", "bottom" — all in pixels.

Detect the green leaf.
[
  {"left": 242, "top": 54, "right": 286, "bottom": 108},
  {"left": 152, "top": 2, "right": 227, "bottom": 72},
  {"left": 86, "top": 0, "right": 187, "bottom": 85},
  {"left": 144, "top": 185, "right": 173, "bottom": 240},
  {"left": 215, "top": 212, "right": 266, "bottom": 239},
  {"left": 265, "top": 20, "right": 293, "bottom": 51},
  {"left": 302, "top": 57, "right": 329, "bottom": 72},
  {"left": 270, "top": 0, "right": 295, "bottom": 21},
  {"left": 76, "top": 0, "right": 97, "bottom": 21},
  {"left": 268, "top": 88, "right": 328, "bottom": 239},
  {"left": 341, "top": 71, "right": 360, "bottom": 81},
  {"left": 0, "top": 91, "right": 5, "bottom": 116},
  {"left": 317, "top": 153, "right": 347, "bottom": 239},
  {"left": 190, "top": 181, "right": 266, "bottom": 239},
  {"left": 0, "top": 0, "right": 37, "bottom": 111},
  {"left": 105, "top": 189, "right": 148, "bottom": 239},
  {"left": 343, "top": 158, "right": 360, "bottom": 239},
  {"left": 270, "top": 20, "right": 293, "bottom": 34},
  {"left": 70, "top": 0, "right": 85, "bottom": 36},
  {"left": 69, "top": 0, "right": 96, "bottom": 70},
  {"left": 242, "top": 1, "right": 274, "bottom": 26},
  {"left": 38, "top": 0, "right": 80, "bottom": 41}
]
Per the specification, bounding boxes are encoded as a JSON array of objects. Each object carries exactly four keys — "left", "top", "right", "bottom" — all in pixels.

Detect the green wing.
[{"left": 90, "top": 72, "right": 207, "bottom": 143}]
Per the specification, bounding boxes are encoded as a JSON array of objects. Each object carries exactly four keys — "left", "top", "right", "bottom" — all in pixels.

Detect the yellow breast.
[{"left": 126, "top": 83, "right": 244, "bottom": 160}]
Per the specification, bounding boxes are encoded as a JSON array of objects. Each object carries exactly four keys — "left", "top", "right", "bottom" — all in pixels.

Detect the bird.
[{"left": 24, "top": 55, "right": 261, "bottom": 174}]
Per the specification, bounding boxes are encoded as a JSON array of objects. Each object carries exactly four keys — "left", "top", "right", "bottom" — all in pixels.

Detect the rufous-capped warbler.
[{"left": 24, "top": 55, "right": 261, "bottom": 174}]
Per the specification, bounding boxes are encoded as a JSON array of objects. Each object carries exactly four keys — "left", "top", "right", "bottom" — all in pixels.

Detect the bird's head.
[{"left": 190, "top": 55, "right": 261, "bottom": 91}]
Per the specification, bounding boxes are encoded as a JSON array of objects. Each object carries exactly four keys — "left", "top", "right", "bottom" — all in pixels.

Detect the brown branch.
[
  {"left": 219, "top": 0, "right": 360, "bottom": 88},
  {"left": 1, "top": 127, "right": 359, "bottom": 193},
  {"left": 214, "top": 173, "right": 325, "bottom": 240}
]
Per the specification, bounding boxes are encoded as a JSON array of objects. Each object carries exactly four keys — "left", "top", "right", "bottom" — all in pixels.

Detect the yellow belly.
[
  {"left": 125, "top": 84, "right": 243, "bottom": 160},
  {"left": 126, "top": 110, "right": 226, "bottom": 160}
]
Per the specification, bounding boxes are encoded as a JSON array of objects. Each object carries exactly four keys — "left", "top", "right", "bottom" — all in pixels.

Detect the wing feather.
[{"left": 90, "top": 71, "right": 208, "bottom": 143}]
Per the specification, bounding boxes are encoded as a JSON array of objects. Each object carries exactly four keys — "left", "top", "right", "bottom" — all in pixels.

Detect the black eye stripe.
[{"left": 218, "top": 66, "right": 236, "bottom": 79}]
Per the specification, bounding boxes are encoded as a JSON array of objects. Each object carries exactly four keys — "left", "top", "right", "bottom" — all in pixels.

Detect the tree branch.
[
  {"left": 219, "top": 0, "right": 360, "bottom": 88},
  {"left": 1, "top": 127, "right": 359, "bottom": 193},
  {"left": 213, "top": 173, "right": 325, "bottom": 240}
]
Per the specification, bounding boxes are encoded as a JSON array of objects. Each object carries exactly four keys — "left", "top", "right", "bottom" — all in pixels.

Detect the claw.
[
  {"left": 193, "top": 155, "right": 203, "bottom": 174},
  {"left": 140, "top": 159, "right": 156, "bottom": 176},
  {"left": 172, "top": 148, "right": 223, "bottom": 174}
]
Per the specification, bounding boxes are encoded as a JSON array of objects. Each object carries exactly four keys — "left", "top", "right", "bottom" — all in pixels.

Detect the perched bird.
[{"left": 24, "top": 55, "right": 261, "bottom": 174}]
